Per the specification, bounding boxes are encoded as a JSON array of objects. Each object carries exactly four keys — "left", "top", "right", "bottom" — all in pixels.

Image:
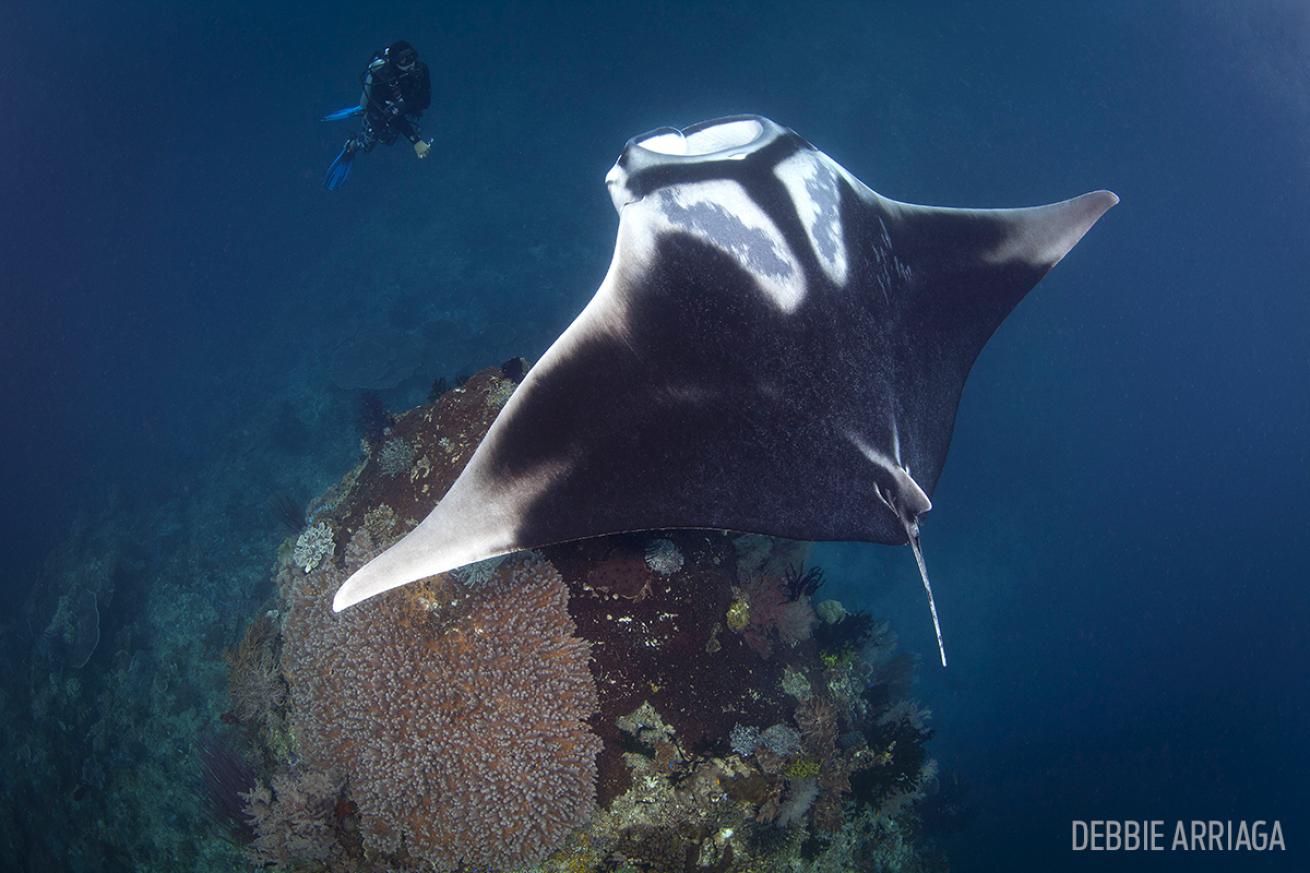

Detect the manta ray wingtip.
[
  {"left": 1086, "top": 189, "right": 1120, "bottom": 214},
  {"left": 332, "top": 574, "right": 371, "bottom": 613},
  {"left": 331, "top": 545, "right": 429, "bottom": 612}
]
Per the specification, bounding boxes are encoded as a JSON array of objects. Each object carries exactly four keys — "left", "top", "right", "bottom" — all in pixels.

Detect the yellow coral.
[
  {"left": 726, "top": 597, "right": 750, "bottom": 631},
  {"left": 783, "top": 758, "right": 822, "bottom": 780}
]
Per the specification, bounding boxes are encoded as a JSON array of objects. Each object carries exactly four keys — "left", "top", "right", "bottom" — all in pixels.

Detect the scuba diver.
[{"left": 322, "top": 40, "right": 432, "bottom": 190}]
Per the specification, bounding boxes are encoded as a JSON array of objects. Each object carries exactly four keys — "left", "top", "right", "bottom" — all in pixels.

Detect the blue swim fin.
[
  {"left": 324, "top": 143, "right": 356, "bottom": 191},
  {"left": 321, "top": 105, "right": 363, "bottom": 122}
]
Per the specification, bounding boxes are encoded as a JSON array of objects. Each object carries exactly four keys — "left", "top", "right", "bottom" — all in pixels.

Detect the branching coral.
[
  {"left": 282, "top": 530, "right": 601, "bottom": 871},
  {"left": 377, "top": 437, "right": 416, "bottom": 477},
  {"left": 242, "top": 768, "right": 345, "bottom": 867},
  {"left": 730, "top": 723, "right": 762, "bottom": 757},
  {"left": 761, "top": 724, "right": 801, "bottom": 758},
  {"left": 360, "top": 503, "right": 399, "bottom": 542}
]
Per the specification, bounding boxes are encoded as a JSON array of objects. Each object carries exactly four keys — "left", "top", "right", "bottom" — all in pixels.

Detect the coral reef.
[
  {"left": 484, "top": 372, "right": 518, "bottom": 409},
  {"left": 777, "top": 777, "right": 820, "bottom": 827},
  {"left": 739, "top": 570, "right": 819, "bottom": 656},
  {"left": 8, "top": 490, "right": 261, "bottom": 872},
  {"left": 548, "top": 532, "right": 792, "bottom": 801},
  {"left": 783, "top": 564, "right": 825, "bottom": 601},
  {"left": 280, "top": 529, "right": 600, "bottom": 870},
  {"left": 215, "top": 367, "right": 946, "bottom": 873},
  {"left": 4, "top": 366, "right": 941, "bottom": 873}
]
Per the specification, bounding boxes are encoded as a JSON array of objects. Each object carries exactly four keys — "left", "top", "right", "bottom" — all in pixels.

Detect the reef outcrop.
[{"left": 227, "top": 363, "right": 946, "bottom": 872}]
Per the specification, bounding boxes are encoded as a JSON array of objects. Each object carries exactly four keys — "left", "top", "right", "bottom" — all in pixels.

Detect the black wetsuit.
[{"left": 357, "top": 53, "right": 431, "bottom": 150}]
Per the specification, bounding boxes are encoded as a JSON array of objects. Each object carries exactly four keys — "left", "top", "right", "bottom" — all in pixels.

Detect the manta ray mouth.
[
  {"left": 606, "top": 115, "right": 790, "bottom": 212},
  {"left": 633, "top": 117, "right": 767, "bottom": 157}
]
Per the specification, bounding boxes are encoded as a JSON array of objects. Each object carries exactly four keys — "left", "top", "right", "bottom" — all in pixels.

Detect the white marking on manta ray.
[
  {"left": 847, "top": 430, "right": 947, "bottom": 666},
  {"left": 774, "top": 151, "right": 849, "bottom": 286},
  {"left": 625, "top": 179, "right": 806, "bottom": 313},
  {"left": 978, "top": 197, "right": 1120, "bottom": 268}
]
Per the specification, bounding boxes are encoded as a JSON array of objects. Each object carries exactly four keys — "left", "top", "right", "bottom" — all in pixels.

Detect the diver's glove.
[{"left": 413, "top": 138, "right": 432, "bottom": 159}]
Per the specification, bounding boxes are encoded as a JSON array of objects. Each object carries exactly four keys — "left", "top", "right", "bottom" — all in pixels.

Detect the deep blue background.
[{"left": 3, "top": 1, "right": 1305, "bottom": 869}]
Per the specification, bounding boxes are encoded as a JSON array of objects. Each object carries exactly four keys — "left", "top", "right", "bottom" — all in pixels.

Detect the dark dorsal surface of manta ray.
[{"left": 333, "top": 115, "right": 1116, "bottom": 665}]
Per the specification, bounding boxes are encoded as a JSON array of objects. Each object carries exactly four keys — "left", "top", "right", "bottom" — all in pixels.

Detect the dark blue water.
[{"left": 3, "top": 1, "right": 1305, "bottom": 870}]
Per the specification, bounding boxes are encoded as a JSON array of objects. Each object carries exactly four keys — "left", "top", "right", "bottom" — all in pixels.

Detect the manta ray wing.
[{"left": 333, "top": 116, "right": 1115, "bottom": 619}]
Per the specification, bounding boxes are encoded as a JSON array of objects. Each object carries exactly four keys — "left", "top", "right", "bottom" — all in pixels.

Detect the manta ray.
[{"left": 333, "top": 115, "right": 1116, "bottom": 665}]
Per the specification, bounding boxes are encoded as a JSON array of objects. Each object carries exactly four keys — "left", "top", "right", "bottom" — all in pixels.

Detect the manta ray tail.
[{"left": 904, "top": 525, "right": 947, "bottom": 668}]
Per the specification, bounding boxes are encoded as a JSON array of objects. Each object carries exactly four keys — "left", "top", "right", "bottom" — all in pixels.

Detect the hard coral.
[
  {"left": 761, "top": 723, "right": 802, "bottom": 758},
  {"left": 730, "top": 724, "right": 762, "bottom": 758},
  {"left": 644, "top": 537, "right": 684, "bottom": 575},
  {"left": 293, "top": 523, "right": 334, "bottom": 573},
  {"left": 282, "top": 531, "right": 600, "bottom": 871},
  {"left": 377, "top": 437, "right": 416, "bottom": 477},
  {"left": 360, "top": 503, "right": 399, "bottom": 543}
]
